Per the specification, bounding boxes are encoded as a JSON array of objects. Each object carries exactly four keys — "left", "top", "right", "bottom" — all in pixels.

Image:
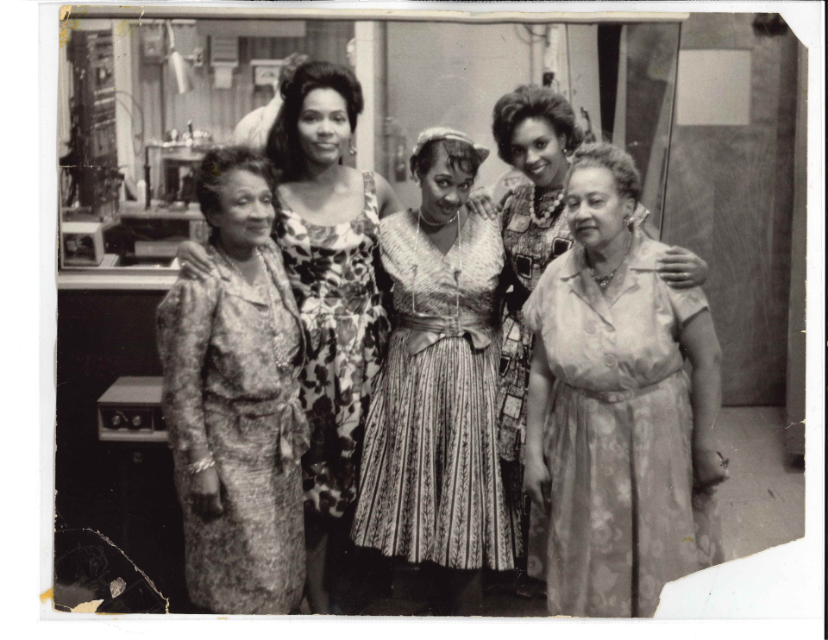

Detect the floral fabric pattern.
[
  {"left": 156, "top": 239, "right": 308, "bottom": 614},
  {"left": 522, "top": 229, "right": 723, "bottom": 617},
  {"left": 276, "top": 172, "right": 390, "bottom": 519},
  {"left": 498, "top": 183, "right": 650, "bottom": 567}
]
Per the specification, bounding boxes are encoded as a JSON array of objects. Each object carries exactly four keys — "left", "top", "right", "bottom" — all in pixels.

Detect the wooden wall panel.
[{"left": 662, "top": 14, "right": 798, "bottom": 406}]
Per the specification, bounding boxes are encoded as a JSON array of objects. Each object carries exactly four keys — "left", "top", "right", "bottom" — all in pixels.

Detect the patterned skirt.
[
  {"left": 173, "top": 448, "right": 306, "bottom": 614},
  {"left": 542, "top": 372, "right": 722, "bottom": 618},
  {"left": 352, "top": 330, "right": 514, "bottom": 571}
]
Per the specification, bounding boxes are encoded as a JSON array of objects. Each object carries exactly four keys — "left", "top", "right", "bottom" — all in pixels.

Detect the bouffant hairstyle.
[
  {"left": 491, "top": 85, "right": 584, "bottom": 164},
  {"left": 410, "top": 138, "right": 484, "bottom": 181},
  {"left": 195, "top": 146, "right": 278, "bottom": 242},
  {"left": 265, "top": 61, "right": 364, "bottom": 181},
  {"left": 566, "top": 142, "right": 642, "bottom": 204}
]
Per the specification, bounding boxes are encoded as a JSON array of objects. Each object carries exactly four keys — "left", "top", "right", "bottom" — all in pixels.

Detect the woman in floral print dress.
[
  {"left": 522, "top": 143, "right": 728, "bottom": 617},
  {"left": 179, "top": 62, "right": 403, "bottom": 613}
]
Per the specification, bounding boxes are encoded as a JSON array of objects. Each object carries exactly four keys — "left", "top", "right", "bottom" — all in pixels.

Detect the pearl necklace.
[
  {"left": 418, "top": 207, "right": 459, "bottom": 228},
  {"left": 216, "top": 245, "right": 295, "bottom": 371},
  {"left": 588, "top": 232, "right": 632, "bottom": 290}
]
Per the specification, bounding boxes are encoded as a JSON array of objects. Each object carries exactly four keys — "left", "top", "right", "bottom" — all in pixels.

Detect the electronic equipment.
[
  {"left": 61, "top": 221, "right": 105, "bottom": 267},
  {"left": 66, "top": 29, "right": 123, "bottom": 222},
  {"left": 97, "top": 377, "right": 169, "bottom": 444}
]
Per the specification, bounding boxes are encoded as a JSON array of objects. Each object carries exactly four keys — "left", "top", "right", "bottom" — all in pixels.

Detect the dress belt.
[
  {"left": 202, "top": 389, "right": 310, "bottom": 468},
  {"left": 562, "top": 369, "right": 684, "bottom": 404},
  {"left": 397, "top": 313, "right": 498, "bottom": 355}
]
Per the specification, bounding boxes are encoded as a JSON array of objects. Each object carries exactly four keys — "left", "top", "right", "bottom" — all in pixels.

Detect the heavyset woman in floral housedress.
[{"left": 477, "top": 85, "right": 717, "bottom": 580}]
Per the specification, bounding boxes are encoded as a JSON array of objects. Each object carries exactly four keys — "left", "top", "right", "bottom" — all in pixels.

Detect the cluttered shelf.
[{"left": 57, "top": 200, "right": 207, "bottom": 290}]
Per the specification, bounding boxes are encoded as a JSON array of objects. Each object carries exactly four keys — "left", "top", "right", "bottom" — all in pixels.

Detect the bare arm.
[
  {"left": 638, "top": 216, "right": 709, "bottom": 288},
  {"left": 465, "top": 186, "right": 503, "bottom": 220},
  {"left": 523, "top": 337, "right": 556, "bottom": 513},
  {"left": 375, "top": 173, "right": 404, "bottom": 219},
  {"left": 658, "top": 247, "right": 710, "bottom": 288},
  {"left": 679, "top": 309, "right": 728, "bottom": 486}
]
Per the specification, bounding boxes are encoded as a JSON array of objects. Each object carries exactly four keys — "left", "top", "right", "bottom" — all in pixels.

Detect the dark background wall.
[{"left": 55, "top": 290, "right": 190, "bottom": 610}]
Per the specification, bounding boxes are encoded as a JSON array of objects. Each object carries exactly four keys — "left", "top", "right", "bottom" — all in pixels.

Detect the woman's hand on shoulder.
[
  {"left": 465, "top": 186, "right": 504, "bottom": 220},
  {"left": 375, "top": 173, "right": 403, "bottom": 219},
  {"left": 657, "top": 246, "right": 709, "bottom": 289},
  {"left": 177, "top": 241, "right": 216, "bottom": 281}
]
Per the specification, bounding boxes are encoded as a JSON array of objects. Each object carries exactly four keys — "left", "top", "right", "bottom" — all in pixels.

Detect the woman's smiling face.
[
  {"left": 208, "top": 169, "right": 275, "bottom": 252},
  {"left": 418, "top": 146, "right": 475, "bottom": 225},
  {"left": 565, "top": 166, "right": 633, "bottom": 251},
  {"left": 509, "top": 117, "right": 568, "bottom": 188},
  {"left": 296, "top": 88, "right": 352, "bottom": 167}
]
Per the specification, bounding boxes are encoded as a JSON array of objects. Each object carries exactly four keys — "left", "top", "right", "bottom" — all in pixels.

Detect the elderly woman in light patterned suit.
[{"left": 157, "top": 146, "right": 309, "bottom": 614}]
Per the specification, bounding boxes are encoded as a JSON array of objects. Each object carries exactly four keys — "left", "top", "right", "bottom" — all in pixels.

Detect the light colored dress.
[
  {"left": 352, "top": 210, "right": 514, "bottom": 571},
  {"left": 498, "top": 183, "right": 649, "bottom": 570},
  {"left": 276, "top": 172, "right": 390, "bottom": 519},
  {"left": 523, "top": 228, "right": 717, "bottom": 617},
  {"left": 157, "top": 239, "right": 309, "bottom": 614}
]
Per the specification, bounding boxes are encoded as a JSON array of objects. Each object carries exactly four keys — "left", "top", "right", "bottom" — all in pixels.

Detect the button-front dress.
[
  {"left": 157, "top": 239, "right": 309, "bottom": 614},
  {"left": 275, "top": 172, "right": 391, "bottom": 519},
  {"left": 352, "top": 210, "right": 513, "bottom": 571},
  {"left": 522, "top": 228, "right": 719, "bottom": 617},
  {"left": 498, "top": 183, "right": 652, "bottom": 573}
]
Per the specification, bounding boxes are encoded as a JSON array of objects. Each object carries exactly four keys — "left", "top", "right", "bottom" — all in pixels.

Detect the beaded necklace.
[
  {"left": 530, "top": 184, "right": 566, "bottom": 225},
  {"left": 587, "top": 231, "right": 633, "bottom": 290}
]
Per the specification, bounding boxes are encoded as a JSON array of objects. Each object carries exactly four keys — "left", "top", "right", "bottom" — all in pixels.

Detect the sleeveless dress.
[
  {"left": 275, "top": 172, "right": 391, "bottom": 519},
  {"left": 352, "top": 210, "right": 513, "bottom": 571}
]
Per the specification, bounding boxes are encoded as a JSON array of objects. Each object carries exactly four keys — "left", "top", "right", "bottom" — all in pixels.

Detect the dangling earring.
[{"left": 349, "top": 139, "right": 357, "bottom": 156}]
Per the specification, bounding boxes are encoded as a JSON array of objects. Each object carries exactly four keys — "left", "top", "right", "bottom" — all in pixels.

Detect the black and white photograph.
[{"left": 19, "top": 0, "right": 824, "bottom": 632}]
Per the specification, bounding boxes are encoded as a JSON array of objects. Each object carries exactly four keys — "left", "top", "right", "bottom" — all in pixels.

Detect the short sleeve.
[{"left": 665, "top": 284, "right": 710, "bottom": 329}]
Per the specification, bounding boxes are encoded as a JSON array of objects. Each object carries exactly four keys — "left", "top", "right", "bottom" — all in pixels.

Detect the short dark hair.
[
  {"left": 195, "top": 146, "right": 278, "bottom": 241},
  {"left": 491, "top": 85, "right": 584, "bottom": 164},
  {"left": 410, "top": 138, "right": 483, "bottom": 181},
  {"left": 566, "top": 142, "right": 642, "bottom": 203},
  {"left": 265, "top": 61, "right": 364, "bottom": 181}
]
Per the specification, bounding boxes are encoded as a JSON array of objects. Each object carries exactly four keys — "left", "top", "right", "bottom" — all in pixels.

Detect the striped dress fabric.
[{"left": 352, "top": 210, "right": 514, "bottom": 571}]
